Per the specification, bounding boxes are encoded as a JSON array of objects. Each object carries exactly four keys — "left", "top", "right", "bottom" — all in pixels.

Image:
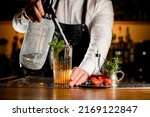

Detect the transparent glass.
[
  {"left": 53, "top": 45, "right": 72, "bottom": 88},
  {"left": 20, "top": 18, "right": 55, "bottom": 70}
]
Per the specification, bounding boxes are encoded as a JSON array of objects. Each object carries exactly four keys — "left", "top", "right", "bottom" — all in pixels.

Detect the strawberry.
[
  {"left": 103, "top": 78, "right": 112, "bottom": 86},
  {"left": 97, "top": 76, "right": 104, "bottom": 84},
  {"left": 91, "top": 77, "right": 100, "bottom": 86}
]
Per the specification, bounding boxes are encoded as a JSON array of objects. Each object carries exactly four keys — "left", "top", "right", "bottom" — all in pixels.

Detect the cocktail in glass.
[{"left": 53, "top": 45, "right": 72, "bottom": 88}]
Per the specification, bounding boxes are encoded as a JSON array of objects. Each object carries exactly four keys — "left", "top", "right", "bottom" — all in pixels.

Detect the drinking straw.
[
  {"left": 54, "top": 18, "right": 70, "bottom": 46},
  {"left": 48, "top": 4, "right": 70, "bottom": 46}
]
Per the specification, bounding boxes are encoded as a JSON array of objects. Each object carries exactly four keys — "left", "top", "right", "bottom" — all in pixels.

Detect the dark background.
[
  {"left": 0, "top": 0, "right": 150, "bottom": 21},
  {"left": 0, "top": 0, "right": 27, "bottom": 21},
  {"left": 112, "top": 0, "right": 150, "bottom": 21}
]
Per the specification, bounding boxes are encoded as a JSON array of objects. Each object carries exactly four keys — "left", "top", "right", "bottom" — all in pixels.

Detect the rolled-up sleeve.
[
  {"left": 79, "top": 0, "right": 114, "bottom": 75},
  {"left": 12, "top": 9, "right": 29, "bottom": 33}
]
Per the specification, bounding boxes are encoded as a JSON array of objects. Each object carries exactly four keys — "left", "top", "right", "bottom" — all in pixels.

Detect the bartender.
[{"left": 12, "top": 0, "right": 114, "bottom": 87}]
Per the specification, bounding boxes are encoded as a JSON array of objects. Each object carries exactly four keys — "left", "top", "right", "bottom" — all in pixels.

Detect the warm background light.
[
  {"left": 1, "top": 21, "right": 150, "bottom": 58},
  {"left": 0, "top": 21, "right": 24, "bottom": 58},
  {"left": 113, "top": 21, "right": 150, "bottom": 43}
]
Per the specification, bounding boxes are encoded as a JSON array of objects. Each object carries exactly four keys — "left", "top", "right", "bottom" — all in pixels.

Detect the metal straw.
[
  {"left": 54, "top": 18, "right": 70, "bottom": 46},
  {"left": 48, "top": 3, "right": 70, "bottom": 46}
]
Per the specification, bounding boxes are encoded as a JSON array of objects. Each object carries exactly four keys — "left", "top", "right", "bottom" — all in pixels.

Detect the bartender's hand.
[
  {"left": 69, "top": 67, "right": 90, "bottom": 87},
  {"left": 25, "top": 0, "right": 44, "bottom": 22}
]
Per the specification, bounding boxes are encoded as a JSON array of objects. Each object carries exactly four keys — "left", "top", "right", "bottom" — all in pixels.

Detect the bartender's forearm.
[{"left": 79, "top": 0, "right": 114, "bottom": 75}]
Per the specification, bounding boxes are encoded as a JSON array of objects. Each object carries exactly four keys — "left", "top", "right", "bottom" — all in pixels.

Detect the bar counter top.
[{"left": 0, "top": 76, "right": 150, "bottom": 100}]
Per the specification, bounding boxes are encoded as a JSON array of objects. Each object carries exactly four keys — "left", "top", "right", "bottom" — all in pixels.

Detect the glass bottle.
[{"left": 19, "top": 8, "right": 55, "bottom": 70}]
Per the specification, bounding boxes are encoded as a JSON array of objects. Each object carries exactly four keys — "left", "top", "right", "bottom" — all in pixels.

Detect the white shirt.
[{"left": 12, "top": 0, "right": 114, "bottom": 75}]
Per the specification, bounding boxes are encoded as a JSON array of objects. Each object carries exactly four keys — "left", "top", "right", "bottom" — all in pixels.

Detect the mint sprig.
[{"left": 48, "top": 35, "right": 65, "bottom": 59}]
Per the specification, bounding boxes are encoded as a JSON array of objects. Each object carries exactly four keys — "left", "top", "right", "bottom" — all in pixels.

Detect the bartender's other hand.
[
  {"left": 25, "top": 0, "right": 45, "bottom": 22},
  {"left": 69, "top": 67, "right": 90, "bottom": 87}
]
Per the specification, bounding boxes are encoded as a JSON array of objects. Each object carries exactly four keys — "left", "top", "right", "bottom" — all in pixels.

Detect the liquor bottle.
[
  {"left": 125, "top": 27, "right": 134, "bottom": 63},
  {"left": 118, "top": 26, "right": 123, "bottom": 41},
  {"left": 117, "top": 26, "right": 124, "bottom": 57}
]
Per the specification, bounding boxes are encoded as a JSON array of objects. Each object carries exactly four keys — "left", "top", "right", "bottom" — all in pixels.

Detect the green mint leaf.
[
  {"left": 48, "top": 35, "right": 65, "bottom": 59},
  {"left": 48, "top": 42, "right": 56, "bottom": 47},
  {"left": 54, "top": 36, "right": 58, "bottom": 44},
  {"left": 56, "top": 40, "right": 65, "bottom": 48}
]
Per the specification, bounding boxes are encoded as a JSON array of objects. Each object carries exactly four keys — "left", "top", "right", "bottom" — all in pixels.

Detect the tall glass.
[{"left": 53, "top": 45, "right": 72, "bottom": 88}]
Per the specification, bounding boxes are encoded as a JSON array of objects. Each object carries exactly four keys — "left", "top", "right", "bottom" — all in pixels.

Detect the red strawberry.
[
  {"left": 91, "top": 77, "right": 100, "bottom": 86},
  {"left": 97, "top": 76, "right": 104, "bottom": 84},
  {"left": 103, "top": 78, "right": 112, "bottom": 86}
]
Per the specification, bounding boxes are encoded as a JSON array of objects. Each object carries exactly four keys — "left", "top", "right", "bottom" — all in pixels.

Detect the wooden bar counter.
[{"left": 0, "top": 76, "right": 150, "bottom": 100}]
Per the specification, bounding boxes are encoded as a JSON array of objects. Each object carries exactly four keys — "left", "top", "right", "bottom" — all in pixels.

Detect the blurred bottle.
[
  {"left": 125, "top": 27, "right": 134, "bottom": 63},
  {"left": 118, "top": 26, "right": 123, "bottom": 43},
  {"left": 117, "top": 26, "right": 124, "bottom": 58}
]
